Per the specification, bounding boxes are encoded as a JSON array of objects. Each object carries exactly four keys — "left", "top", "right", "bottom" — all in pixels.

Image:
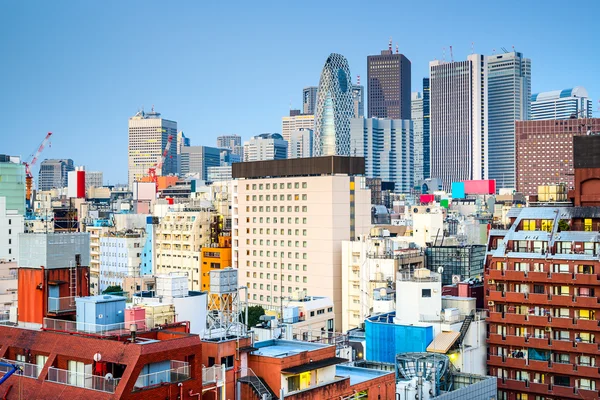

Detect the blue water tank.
[{"left": 76, "top": 295, "right": 127, "bottom": 333}]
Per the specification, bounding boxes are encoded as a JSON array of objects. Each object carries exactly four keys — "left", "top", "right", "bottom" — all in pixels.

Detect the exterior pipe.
[{"left": 188, "top": 389, "right": 201, "bottom": 398}]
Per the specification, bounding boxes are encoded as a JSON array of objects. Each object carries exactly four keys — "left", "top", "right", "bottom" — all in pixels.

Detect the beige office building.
[
  {"left": 231, "top": 157, "right": 371, "bottom": 327},
  {"left": 282, "top": 114, "right": 315, "bottom": 157}
]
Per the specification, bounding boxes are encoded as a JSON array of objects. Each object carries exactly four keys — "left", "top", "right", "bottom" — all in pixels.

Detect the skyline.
[{"left": 2, "top": 1, "right": 599, "bottom": 184}]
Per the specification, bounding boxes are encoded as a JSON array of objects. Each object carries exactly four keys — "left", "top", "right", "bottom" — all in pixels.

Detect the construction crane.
[
  {"left": 0, "top": 361, "right": 21, "bottom": 385},
  {"left": 24, "top": 132, "right": 52, "bottom": 208},
  {"left": 147, "top": 134, "right": 174, "bottom": 190}
]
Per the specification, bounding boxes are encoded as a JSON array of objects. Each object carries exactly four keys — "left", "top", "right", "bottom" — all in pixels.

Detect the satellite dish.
[
  {"left": 273, "top": 328, "right": 282, "bottom": 339},
  {"left": 93, "top": 353, "right": 102, "bottom": 362},
  {"left": 437, "top": 267, "right": 444, "bottom": 274},
  {"left": 104, "top": 373, "right": 113, "bottom": 381},
  {"left": 452, "top": 275, "right": 461, "bottom": 284}
]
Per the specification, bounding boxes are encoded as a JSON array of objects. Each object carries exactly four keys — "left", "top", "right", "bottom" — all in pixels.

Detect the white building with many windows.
[
  {"left": 231, "top": 156, "right": 371, "bottom": 326},
  {"left": 99, "top": 230, "right": 145, "bottom": 292}
]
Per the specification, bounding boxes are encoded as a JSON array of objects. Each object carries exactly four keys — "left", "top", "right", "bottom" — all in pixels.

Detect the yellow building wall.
[{"left": 201, "top": 246, "right": 232, "bottom": 292}]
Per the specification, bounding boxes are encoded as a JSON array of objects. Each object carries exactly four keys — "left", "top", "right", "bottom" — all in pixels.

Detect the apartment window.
[
  {"left": 287, "top": 194, "right": 292, "bottom": 201},
  {"left": 287, "top": 183, "right": 292, "bottom": 189},
  {"left": 303, "top": 230, "right": 307, "bottom": 236},
  {"left": 302, "top": 206, "right": 307, "bottom": 212},
  {"left": 303, "top": 277, "right": 307, "bottom": 283},
  {"left": 280, "top": 183, "right": 284, "bottom": 189},
  {"left": 422, "top": 289, "right": 431, "bottom": 298},
  {"left": 287, "top": 375, "right": 300, "bottom": 392},
  {"left": 553, "top": 264, "right": 569, "bottom": 273},
  {"left": 302, "top": 182, "right": 307, "bottom": 188},
  {"left": 252, "top": 184, "right": 257, "bottom": 190},
  {"left": 303, "top": 265, "right": 307, "bottom": 271},
  {"left": 221, "top": 355, "right": 234, "bottom": 369},
  {"left": 302, "top": 194, "right": 307, "bottom": 200}
]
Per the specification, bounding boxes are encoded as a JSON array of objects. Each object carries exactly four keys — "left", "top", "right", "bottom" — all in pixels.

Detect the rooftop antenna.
[
  {"left": 151, "top": 104, "right": 155, "bottom": 113},
  {"left": 357, "top": 75, "right": 360, "bottom": 86},
  {"left": 388, "top": 37, "right": 393, "bottom": 52},
  {"left": 442, "top": 47, "right": 446, "bottom": 61},
  {"left": 395, "top": 45, "right": 399, "bottom": 54},
  {"left": 471, "top": 42, "right": 474, "bottom": 54},
  {"left": 449, "top": 45, "right": 454, "bottom": 62},
  {"left": 512, "top": 45, "right": 515, "bottom": 52},
  {"left": 492, "top": 48, "right": 496, "bottom": 55}
]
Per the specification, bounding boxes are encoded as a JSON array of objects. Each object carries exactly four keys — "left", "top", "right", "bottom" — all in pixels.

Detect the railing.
[
  {"left": 47, "top": 367, "right": 120, "bottom": 393},
  {"left": 202, "top": 364, "right": 224, "bottom": 385},
  {"left": 134, "top": 361, "right": 189, "bottom": 389},
  {"left": 43, "top": 318, "right": 148, "bottom": 336},
  {"left": 0, "top": 358, "right": 40, "bottom": 379},
  {"left": 47, "top": 296, "right": 76, "bottom": 313},
  {"left": 238, "top": 367, "right": 272, "bottom": 400}
]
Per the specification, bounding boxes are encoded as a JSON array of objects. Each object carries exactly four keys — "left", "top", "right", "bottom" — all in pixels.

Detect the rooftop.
[
  {"left": 335, "top": 365, "right": 393, "bottom": 386},
  {"left": 252, "top": 339, "right": 331, "bottom": 358}
]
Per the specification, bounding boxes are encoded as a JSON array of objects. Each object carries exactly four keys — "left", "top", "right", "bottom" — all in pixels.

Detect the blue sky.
[{"left": 2, "top": 1, "right": 599, "bottom": 184}]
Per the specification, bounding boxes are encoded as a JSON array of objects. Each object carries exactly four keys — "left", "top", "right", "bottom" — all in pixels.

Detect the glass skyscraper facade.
[
  {"left": 422, "top": 78, "right": 430, "bottom": 180},
  {"left": 487, "top": 52, "right": 531, "bottom": 190},
  {"left": 531, "top": 86, "right": 593, "bottom": 120},
  {"left": 314, "top": 53, "right": 354, "bottom": 156},
  {"left": 367, "top": 47, "right": 411, "bottom": 120}
]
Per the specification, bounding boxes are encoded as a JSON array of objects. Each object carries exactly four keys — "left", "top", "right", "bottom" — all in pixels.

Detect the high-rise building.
[
  {"left": 99, "top": 230, "right": 144, "bottom": 292},
  {"left": 314, "top": 53, "right": 354, "bottom": 156},
  {"left": 422, "top": 78, "right": 431, "bottom": 180},
  {"left": 429, "top": 54, "right": 488, "bottom": 189},
  {"left": 532, "top": 87, "right": 593, "bottom": 120},
  {"left": 367, "top": 42, "right": 411, "bottom": 120},
  {"left": 515, "top": 118, "right": 600, "bottom": 196},
  {"left": 85, "top": 171, "right": 103, "bottom": 188},
  {"left": 216, "top": 134, "right": 243, "bottom": 158},
  {"left": 302, "top": 86, "right": 318, "bottom": 115},
  {"left": 179, "top": 146, "right": 221, "bottom": 180},
  {"left": 128, "top": 108, "right": 177, "bottom": 189},
  {"left": 288, "top": 129, "right": 313, "bottom": 159},
  {"left": 411, "top": 92, "right": 424, "bottom": 183},
  {"left": 487, "top": 51, "right": 531, "bottom": 190},
  {"left": 0, "top": 155, "right": 26, "bottom": 215},
  {"left": 486, "top": 207, "right": 600, "bottom": 400},
  {"left": 352, "top": 84, "right": 364, "bottom": 118},
  {"left": 231, "top": 156, "right": 371, "bottom": 325},
  {"left": 176, "top": 131, "right": 191, "bottom": 175},
  {"left": 350, "top": 118, "right": 413, "bottom": 192},
  {"left": 243, "top": 133, "right": 287, "bottom": 162},
  {"left": 282, "top": 114, "right": 315, "bottom": 157},
  {"left": 38, "top": 159, "right": 74, "bottom": 191}
]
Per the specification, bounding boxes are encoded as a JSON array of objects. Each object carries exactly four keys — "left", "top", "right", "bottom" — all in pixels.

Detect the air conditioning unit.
[
  {"left": 488, "top": 301, "right": 495, "bottom": 306},
  {"left": 488, "top": 279, "right": 495, "bottom": 284}
]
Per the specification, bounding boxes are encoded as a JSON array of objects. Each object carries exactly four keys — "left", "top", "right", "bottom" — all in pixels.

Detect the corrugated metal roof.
[
  {"left": 506, "top": 208, "right": 523, "bottom": 218},
  {"left": 427, "top": 331, "right": 460, "bottom": 354}
]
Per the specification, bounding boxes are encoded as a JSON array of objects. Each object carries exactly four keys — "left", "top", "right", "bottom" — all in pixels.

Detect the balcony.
[
  {"left": 575, "top": 318, "right": 600, "bottom": 331},
  {"left": 133, "top": 361, "right": 189, "bottom": 390},
  {"left": 574, "top": 273, "right": 600, "bottom": 286},
  {"left": 549, "top": 339, "right": 576, "bottom": 352},
  {"left": 505, "top": 292, "right": 526, "bottom": 302},
  {"left": 549, "top": 384, "right": 578, "bottom": 399},
  {"left": 0, "top": 359, "right": 41, "bottom": 379},
  {"left": 573, "top": 364, "right": 600, "bottom": 379},
  {"left": 550, "top": 295, "right": 574, "bottom": 307},
  {"left": 47, "top": 297, "right": 76, "bottom": 314},
  {"left": 574, "top": 296, "right": 600, "bottom": 308},
  {"left": 47, "top": 367, "right": 120, "bottom": 393},
  {"left": 202, "top": 364, "right": 224, "bottom": 386},
  {"left": 574, "top": 341, "right": 599, "bottom": 353},
  {"left": 43, "top": 318, "right": 147, "bottom": 336},
  {"left": 548, "top": 361, "right": 576, "bottom": 375}
]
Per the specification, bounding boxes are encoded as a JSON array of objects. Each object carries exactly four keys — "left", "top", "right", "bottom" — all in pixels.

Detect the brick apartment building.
[{"left": 515, "top": 118, "right": 600, "bottom": 196}]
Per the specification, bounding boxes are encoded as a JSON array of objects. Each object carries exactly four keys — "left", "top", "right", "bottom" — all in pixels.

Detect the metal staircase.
[
  {"left": 455, "top": 311, "right": 475, "bottom": 347},
  {"left": 237, "top": 368, "right": 276, "bottom": 400}
]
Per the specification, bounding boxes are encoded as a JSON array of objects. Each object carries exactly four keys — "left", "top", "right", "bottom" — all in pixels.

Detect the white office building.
[
  {"left": 232, "top": 157, "right": 371, "bottom": 326},
  {"left": 487, "top": 51, "right": 531, "bottom": 190},
  {"left": 282, "top": 114, "right": 315, "bottom": 158},
  {"left": 411, "top": 92, "right": 424, "bottom": 183},
  {"left": 128, "top": 108, "right": 177, "bottom": 189},
  {"left": 288, "top": 129, "right": 313, "bottom": 159},
  {"left": 0, "top": 198, "right": 23, "bottom": 263},
  {"left": 350, "top": 118, "right": 413, "bottom": 193},
  {"left": 430, "top": 54, "right": 488, "bottom": 189},
  {"left": 85, "top": 171, "right": 103, "bottom": 188},
  {"left": 531, "top": 86, "right": 593, "bottom": 120},
  {"left": 243, "top": 133, "right": 287, "bottom": 162},
  {"left": 99, "top": 230, "right": 145, "bottom": 292}
]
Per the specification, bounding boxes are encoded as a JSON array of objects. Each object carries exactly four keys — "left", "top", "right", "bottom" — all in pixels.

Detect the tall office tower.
[
  {"left": 243, "top": 133, "right": 288, "bottom": 162},
  {"left": 0, "top": 155, "right": 26, "bottom": 215},
  {"left": 429, "top": 54, "right": 488, "bottom": 189},
  {"left": 515, "top": 118, "right": 600, "bottom": 196},
  {"left": 231, "top": 156, "right": 371, "bottom": 326},
  {"left": 314, "top": 53, "right": 354, "bottom": 156},
  {"left": 531, "top": 86, "right": 593, "bottom": 120},
  {"left": 411, "top": 92, "right": 424, "bottom": 183},
  {"left": 303, "top": 86, "right": 318, "bottom": 115},
  {"left": 128, "top": 108, "right": 177, "bottom": 189},
  {"left": 282, "top": 114, "right": 315, "bottom": 157},
  {"left": 180, "top": 146, "right": 222, "bottom": 180},
  {"left": 38, "top": 159, "right": 74, "bottom": 191},
  {"left": 289, "top": 129, "right": 313, "bottom": 159},
  {"left": 350, "top": 118, "right": 413, "bottom": 192},
  {"left": 85, "top": 171, "right": 103, "bottom": 188},
  {"left": 367, "top": 42, "right": 411, "bottom": 120},
  {"left": 217, "top": 134, "right": 243, "bottom": 160},
  {"left": 352, "top": 84, "right": 364, "bottom": 118},
  {"left": 422, "top": 78, "right": 430, "bottom": 179},
  {"left": 487, "top": 51, "right": 531, "bottom": 190},
  {"left": 176, "top": 131, "right": 190, "bottom": 175}
]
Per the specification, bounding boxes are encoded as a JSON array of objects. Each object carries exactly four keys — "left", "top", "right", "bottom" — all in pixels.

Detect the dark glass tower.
[
  {"left": 367, "top": 46, "right": 411, "bottom": 120},
  {"left": 422, "top": 77, "right": 430, "bottom": 179}
]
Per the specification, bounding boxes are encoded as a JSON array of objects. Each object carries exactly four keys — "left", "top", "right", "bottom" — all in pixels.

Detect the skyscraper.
[
  {"left": 429, "top": 54, "right": 488, "bottom": 189},
  {"left": 216, "top": 134, "right": 243, "bottom": 159},
  {"left": 531, "top": 86, "right": 593, "bottom": 120},
  {"left": 243, "top": 133, "right": 288, "bottom": 162},
  {"left": 351, "top": 118, "right": 413, "bottom": 192},
  {"left": 128, "top": 108, "right": 177, "bottom": 189},
  {"left": 282, "top": 114, "right": 315, "bottom": 157},
  {"left": 38, "top": 159, "right": 74, "bottom": 191},
  {"left": 367, "top": 42, "right": 411, "bottom": 120},
  {"left": 411, "top": 92, "right": 424, "bottom": 183},
  {"left": 180, "top": 146, "right": 222, "bottom": 180},
  {"left": 314, "top": 53, "right": 354, "bottom": 157},
  {"left": 302, "top": 86, "right": 318, "bottom": 115},
  {"left": 423, "top": 78, "right": 430, "bottom": 180},
  {"left": 487, "top": 51, "right": 531, "bottom": 190},
  {"left": 352, "top": 84, "right": 364, "bottom": 118},
  {"left": 289, "top": 128, "right": 313, "bottom": 159}
]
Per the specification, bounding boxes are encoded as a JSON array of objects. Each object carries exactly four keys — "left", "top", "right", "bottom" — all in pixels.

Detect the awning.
[
  {"left": 427, "top": 331, "right": 460, "bottom": 354},
  {"left": 281, "top": 357, "right": 348, "bottom": 374},
  {"left": 238, "top": 346, "right": 258, "bottom": 353}
]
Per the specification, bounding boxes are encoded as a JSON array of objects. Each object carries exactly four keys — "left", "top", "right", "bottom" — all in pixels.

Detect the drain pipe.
[
  {"left": 178, "top": 382, "right": 183, "bottom": 399},
  {"left": 238, "top": 286, "right": 249, "bottom": 331},
  {"left": 189, "top": 389, "right": 201, "bottom": 398}
]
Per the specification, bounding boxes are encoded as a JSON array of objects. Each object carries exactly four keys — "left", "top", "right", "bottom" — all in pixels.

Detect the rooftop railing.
[
  {"left": 47, "top": 367, "right": 120, "bottom": 393},
  {"left": 0, "top": 358, "right": 41, "bottom": 379},
  {"left": 202, "top": 364, "right": 224, "bottom": 385},
  {"left": 47, "top": 296, "right": 76, "bottom": 313},
  {"left": 43, "top": 318, "right": 148, "bottom": 336},
  {"left": 134, "top": 361, "right": 189, "bottom": 389}
]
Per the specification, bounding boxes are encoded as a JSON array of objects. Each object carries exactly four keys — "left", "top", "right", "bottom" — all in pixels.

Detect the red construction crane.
[
  {"left": 24, "top": 132, "right": 52, "bottom": 205},
  {"left": 147, "top": 134, "right": 174, "bottom": 189}
]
